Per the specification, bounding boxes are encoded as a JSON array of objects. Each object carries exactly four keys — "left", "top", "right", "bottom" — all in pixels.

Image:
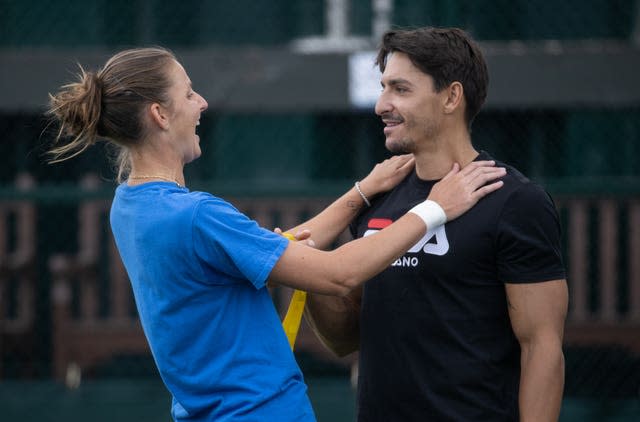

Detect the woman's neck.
[{"left": 128, "top": 149, "right": 185, "bottom": 187}]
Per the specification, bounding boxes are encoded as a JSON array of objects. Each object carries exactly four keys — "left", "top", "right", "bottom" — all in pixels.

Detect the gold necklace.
[{"left": 128, "top": 175, "right": 183, "bottom": 188}]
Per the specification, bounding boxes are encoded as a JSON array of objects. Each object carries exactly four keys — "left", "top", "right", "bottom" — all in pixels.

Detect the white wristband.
[{"left": 408, "top": 200, "right": 447, "bottom": 230}]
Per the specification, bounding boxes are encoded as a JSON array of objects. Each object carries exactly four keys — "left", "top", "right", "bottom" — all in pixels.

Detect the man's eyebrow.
[{"left": 381, "top": 78, "right": 413, "bottom": 87}]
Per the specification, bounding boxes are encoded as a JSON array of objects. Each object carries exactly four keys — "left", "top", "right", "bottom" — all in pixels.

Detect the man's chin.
[{"left": 385, "top": 138, "right": 412, "bottom": 154}]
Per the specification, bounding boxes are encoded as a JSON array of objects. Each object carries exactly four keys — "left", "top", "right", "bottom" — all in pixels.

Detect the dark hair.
[
  {"left": 375, "top": 27, "right": 488, "bottom": 127},
  {"left": 46, "top": 47, "right": 177, "bottom": 181}
]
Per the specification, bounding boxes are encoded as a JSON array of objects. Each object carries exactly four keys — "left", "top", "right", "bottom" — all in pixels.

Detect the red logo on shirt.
[
  {"left": 368, "top": 218, "right": 393, "bottom": 229},
  {"left": 364, "top": 217, "right": 449, "bottom": 257}
]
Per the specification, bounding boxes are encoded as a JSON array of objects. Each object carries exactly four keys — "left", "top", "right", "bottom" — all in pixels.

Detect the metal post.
[
  {"left": 372, "top": 0, "right": 393, "bottom": 43},
  {"left": 326, "top": 0, "right": 349, "bottom": 40},
  {"left": 633, "top": 0, "right": 640, "bottom": 46}
]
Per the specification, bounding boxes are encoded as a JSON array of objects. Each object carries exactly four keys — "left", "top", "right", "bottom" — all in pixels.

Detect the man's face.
[{"left": 374, "top": 52, "right": 445, "bottom": 153}]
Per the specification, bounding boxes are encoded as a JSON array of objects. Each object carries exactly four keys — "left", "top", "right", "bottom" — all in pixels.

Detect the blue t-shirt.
[{"left": 110, "top": 182, "right": 316, "bottom": 422}]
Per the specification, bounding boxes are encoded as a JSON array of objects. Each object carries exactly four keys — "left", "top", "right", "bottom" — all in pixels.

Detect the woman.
[{"left": 47, "top": 47, "right": 504, "bottom": 421}]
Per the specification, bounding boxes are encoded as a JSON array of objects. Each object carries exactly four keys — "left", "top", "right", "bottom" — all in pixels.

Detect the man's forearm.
[
  {"left": 519, "top": 340, "right": 565, "bottom": 421},
  {"left": 304, "top": 292, "right": 360, "bottom": 357}
]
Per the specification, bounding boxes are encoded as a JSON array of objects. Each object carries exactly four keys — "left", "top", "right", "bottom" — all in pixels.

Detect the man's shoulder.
[
  {"left": 484, "top": 154, "right": 550, "bottom": 201},
  {"left": 481, "top": 151, "right": 528, "bottom": 187},
  {"left": 501, "top": 169, "right": 553, "bottom": 206},
  {"left": 484, "top": 164, "right": 558, "bottom": 225}
]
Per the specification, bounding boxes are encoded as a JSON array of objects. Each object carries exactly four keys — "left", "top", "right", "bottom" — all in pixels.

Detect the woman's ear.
[
  {"left": 148, "top": 103, "right": 170, "bottom": 130},
  {"left": 443, "top": 81, "right": 464, "bottom": 115}
]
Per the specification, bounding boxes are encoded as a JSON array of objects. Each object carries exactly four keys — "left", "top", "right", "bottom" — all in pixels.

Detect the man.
[{"left": 303, "top": 27, "right": 568, "bottom": 421}]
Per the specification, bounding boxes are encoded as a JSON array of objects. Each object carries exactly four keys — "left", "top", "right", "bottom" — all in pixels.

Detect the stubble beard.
[
  {"left": 385, "top": 117, "right": 440, "bottom": 155},
  {"left": 385, "top": 136, "right": 415, "bottom": 154}
]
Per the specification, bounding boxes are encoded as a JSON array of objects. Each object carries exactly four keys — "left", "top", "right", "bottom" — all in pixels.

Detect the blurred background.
[{"left": 1, "top": 0, "right": 639, "bottom": 420}]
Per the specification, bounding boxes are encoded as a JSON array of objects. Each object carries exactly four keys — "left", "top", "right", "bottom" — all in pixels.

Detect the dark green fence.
[
  {"left": 1, "top": 0, "right": 636, "bottom": 47},
  {"left": 1, "top": 1, "right": 639, "bottom": 421}
]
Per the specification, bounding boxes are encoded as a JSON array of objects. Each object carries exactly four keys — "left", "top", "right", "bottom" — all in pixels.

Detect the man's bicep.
[{"left": 505, "top": 279, "right": 568, "bottom": 343}]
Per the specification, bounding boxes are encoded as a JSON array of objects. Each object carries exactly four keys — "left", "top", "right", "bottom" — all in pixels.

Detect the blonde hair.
[{"left": 46, "top": 47, "right": 177, "bottom": 181}]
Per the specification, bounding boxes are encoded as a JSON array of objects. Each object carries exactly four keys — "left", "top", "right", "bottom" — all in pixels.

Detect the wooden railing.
[
  {"left": 557, "top": 196, "right": 640, "bottom": 352},
  {"left": 49, "top": 175, "right": 149, "bottom": 381},
  {"left": 0, "top": 174, "right": 37, "bottom": 378}
]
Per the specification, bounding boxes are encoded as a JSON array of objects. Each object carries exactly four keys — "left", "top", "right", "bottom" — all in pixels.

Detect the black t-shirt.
[{"left": 350, "top": 151, "right": 566, "bottom": 422}]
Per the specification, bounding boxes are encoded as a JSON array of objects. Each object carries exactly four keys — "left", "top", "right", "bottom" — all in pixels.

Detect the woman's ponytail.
[{"left": 46, "top": 66, "right": 103, "bottom": 162}]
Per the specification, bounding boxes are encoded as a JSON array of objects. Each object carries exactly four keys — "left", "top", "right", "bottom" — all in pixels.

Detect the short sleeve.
[
  {"left": 496, "top": 184, "right": 566, "bottom": 283},
  {"left": 192, "top": 198, "right": 288, "bottom": 289}
]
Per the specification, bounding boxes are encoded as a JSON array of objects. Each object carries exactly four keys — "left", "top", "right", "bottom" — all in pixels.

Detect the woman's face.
[{"left": 164, "top": 60, "right": 208, "bottom": 164}]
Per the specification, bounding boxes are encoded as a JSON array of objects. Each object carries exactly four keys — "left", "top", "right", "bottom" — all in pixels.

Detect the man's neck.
[{"left": 413, "top": 130, "right": 478, "bottom": 181}]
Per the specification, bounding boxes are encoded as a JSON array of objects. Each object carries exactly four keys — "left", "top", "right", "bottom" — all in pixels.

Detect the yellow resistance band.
[{"left": 280, "top": 232, "right": 307, "bottom": 351}]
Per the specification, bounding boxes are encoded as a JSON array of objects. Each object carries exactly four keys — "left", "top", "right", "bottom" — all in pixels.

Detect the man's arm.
[
  {"left": 505, "top": 279, "right": 568, "bottom": 422},
  {"left": 303, "top": 287, "right": 362, "bottom": 356}
]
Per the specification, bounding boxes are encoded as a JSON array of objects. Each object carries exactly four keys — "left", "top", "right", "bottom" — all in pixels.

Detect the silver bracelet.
[{"left": 354, "top": 181, "right": 371, "bottom": 207}]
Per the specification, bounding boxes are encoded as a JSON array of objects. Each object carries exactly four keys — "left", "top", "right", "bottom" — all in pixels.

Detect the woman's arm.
[
  {"left": 269, "top": 161, "right": 505, "bottom": 295},
  {"left": 285, "top": 154, "right": 415, "bottom": 250}
]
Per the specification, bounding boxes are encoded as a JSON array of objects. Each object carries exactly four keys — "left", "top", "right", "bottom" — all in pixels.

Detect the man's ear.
[
  {"left": 148, "top": 103, "right": 170, "bottom": 130},
  {"left": 443, "top": 81, "right": 464, "bottom": 115}
]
